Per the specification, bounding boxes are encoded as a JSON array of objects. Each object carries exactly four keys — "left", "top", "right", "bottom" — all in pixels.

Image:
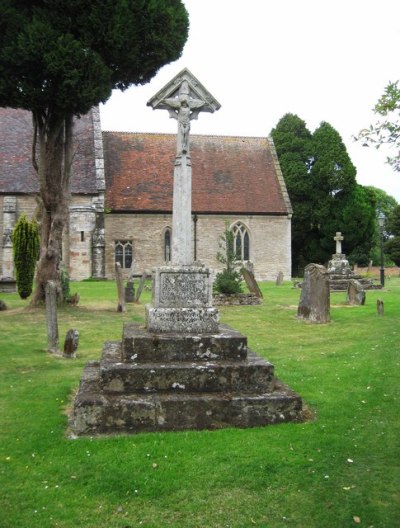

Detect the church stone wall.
[
  {"left": 0, "top": 193, "right": 100, "bottom": 281},
  {"left": 104, "top": 213, "right": 291, "bottom": 282}
]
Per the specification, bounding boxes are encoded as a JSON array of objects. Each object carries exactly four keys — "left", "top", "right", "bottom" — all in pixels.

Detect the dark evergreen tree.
[
  {"left": 11, "top": 214, "right": 40, "bottom": 299},
  {"left": 272, "top": 116, "right": 376, "bottom": 271},
  {"left": 0, "top": 0, "right": 189, "bottom": 304},
  {"left": 270, "top": 114, "right": 314, "bottom": 274}
]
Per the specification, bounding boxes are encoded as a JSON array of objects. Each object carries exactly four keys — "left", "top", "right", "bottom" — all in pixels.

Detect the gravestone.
[
  {"left": 298, "top": 263, "right": 330, "bottom": 324},
  {"left": 346, "top": 279, "right": 366, "bottom": 306},
  {"left": 125, "top": 280, "right": 135, "bottom": 303},
  {"left": 275, "top": 271, "right": 284, "bottom": 286},
  {"left": 0, "top": 299, "right": 7, "bottom": 310},
  {"left": 115, "top": 262, "right": 125, "bottom": 312},
  {"left": 71, "top": 69, "right": 303, "bottom": 435},
  {"left": 45, "top": 281, "right": 60, "bottom": 353},
  {"left": 328, "top": 232, "right": 379, "bottom": 291},
  {"left": 242, "top": 268, "right": 263, "bottom": 298},
  {"left": 377, "top": 299, "right": 384, "bottom": 316},
  {"left": 134, "top": 271, "right": 148, "bottom": 303},
  {"left": 63, "top": 329, "right": 79, "bottom": 359}
]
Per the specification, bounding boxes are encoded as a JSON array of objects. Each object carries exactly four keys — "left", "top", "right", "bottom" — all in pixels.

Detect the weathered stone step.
[
  {"left": 100, "top": 343, "right": 275, "bottom": 394},
  {"left": 71, "top": 362, "right": 303, "bottom": 436},
  {"left": 121, "top": 323, "right": 248, "bottom": 363}
]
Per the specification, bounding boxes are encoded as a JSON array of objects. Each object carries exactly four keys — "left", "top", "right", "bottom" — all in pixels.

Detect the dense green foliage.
[
  {"left": 11, "top": 214, "right": 40, "bottom": 299},
  {"left": 357, "top": 80, "right": 400, "bottom": 171},
  {"left": 214, "top": 225, "right": 243, "bottom": 294},
  {"left": 0, "top": 0, "right": 189, "bottom": 302},
  {"left": 0, "top": 0, "right": 189, "bottom": 115},
  {"left": 0, "top": 280, "right": 399, "bottom": 527},
  {"left": 384, "top": 205, "right": 400, "bottom": 265},
  {"left": 365, "top": 187, "right": 398, "bottom": 265},
  {"left": 271, "top": 114, "right": 376, "bottom": 272}
]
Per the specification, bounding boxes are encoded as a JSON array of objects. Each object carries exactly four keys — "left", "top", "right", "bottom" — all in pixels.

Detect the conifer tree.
[
  {"left": 11, "top": 214, "right": 40, "bottom": 299},
  {"left": 0, "top": 1, "right": 189, "bottom": 304}
]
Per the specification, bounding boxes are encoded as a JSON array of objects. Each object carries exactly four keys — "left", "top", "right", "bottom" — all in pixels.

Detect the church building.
[{"left": 0, "top": 107, "right": 292, "bottom": 282}]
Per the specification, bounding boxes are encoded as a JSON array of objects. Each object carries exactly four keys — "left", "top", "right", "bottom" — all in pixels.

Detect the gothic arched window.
[
  {"left": 231, "top": 222, "right": 250, "bottom": 261},
  {"left": 115, "top": 240, "right": 132, "bottom": 268},
  {"left": 164, "top": 228, "right": 172, "bottom": 262}
]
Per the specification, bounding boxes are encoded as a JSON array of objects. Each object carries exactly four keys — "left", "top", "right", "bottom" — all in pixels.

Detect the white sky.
[{"left": 100, "top": 0, "right": 400, "bottom": 202}]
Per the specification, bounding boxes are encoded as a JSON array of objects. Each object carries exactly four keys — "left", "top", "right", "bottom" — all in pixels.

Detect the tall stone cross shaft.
[{"left": 147, "top": 69, "right": 221, "bottom": 265}]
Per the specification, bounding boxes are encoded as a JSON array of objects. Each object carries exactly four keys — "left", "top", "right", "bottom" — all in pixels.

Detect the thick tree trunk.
[{"left": 30, "top": 112, "right": 73, "bottom": 306}]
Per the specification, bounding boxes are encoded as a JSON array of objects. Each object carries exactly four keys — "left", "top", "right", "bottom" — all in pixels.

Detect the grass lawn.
[{"left": 0, "top": 279, "right": 399, "bottom": 528}]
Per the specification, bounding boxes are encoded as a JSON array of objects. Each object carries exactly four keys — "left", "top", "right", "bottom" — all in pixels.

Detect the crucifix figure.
[
  {"left": 162, "top": 80, "right": 206, "bottom": 155},
  {"left": 334, "top": 232, "right": 344, "bottom": 254}
]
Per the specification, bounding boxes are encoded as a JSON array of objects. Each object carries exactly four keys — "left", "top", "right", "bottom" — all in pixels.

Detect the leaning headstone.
[
  {"left": 242, "top": 268, "right": 263, "bottom": 298},
  {"left": 134, "top": 271, "right": 148, "bottom": 303},
  {"left": 368, "top": 260, "right": 373, "bottom": 273},
  {"left": 0, "top": 299, "right": 7, "bottom": 310},
  {"left": 377, "top": 299, "right": 384, "bottom": 316},
  {"left": 45, "top": 280, "right": 60, "bottom": 353},
  {"left": 275, "top": 271, "right": 284, "bottom": 286},
  {"left": 63, "top": 329, "right": 79, "bottom": 359},
  {"left": 115, "top": 262, "right": 125, "bottom": 312},
  {"left": 125, "top": 280, "right": 135, "bottom": 303},
  {"left": 298, "top": 263, "right": 330, "bottom": 324},
  {"left": 346, "top": 279, "right": 366, "bottom": 306}
]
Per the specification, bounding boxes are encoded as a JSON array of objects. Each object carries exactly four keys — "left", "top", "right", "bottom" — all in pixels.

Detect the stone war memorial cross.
[{"left": 71, "top": 69, "right": 303, "bottom": 436}]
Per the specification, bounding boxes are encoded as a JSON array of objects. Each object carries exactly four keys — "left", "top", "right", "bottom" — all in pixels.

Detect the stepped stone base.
[
  {"left": 329, "top": 274, "right": 381, "bottom": 291},
  {"left": 71, "top": 323, "right": 303, "bottom": 436}
]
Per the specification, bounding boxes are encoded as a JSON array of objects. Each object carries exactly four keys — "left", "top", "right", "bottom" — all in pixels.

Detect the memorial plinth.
[
  {"left": 71, "top": 69, "right": 303, "bottom": 436},
  {"left": 146, "top": 265, "right": 219, "bottom": 333},
  {"left": 327, "top": 232, "right": 380, "bottom": 290}
]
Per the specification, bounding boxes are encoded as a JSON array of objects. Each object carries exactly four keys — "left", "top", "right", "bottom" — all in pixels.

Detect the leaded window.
[
  {"left": 115, "top": 240, "right": 133, "bottom": 268},
  {"left": 231, "top": 222, "right": 250, "bottom": 261}
]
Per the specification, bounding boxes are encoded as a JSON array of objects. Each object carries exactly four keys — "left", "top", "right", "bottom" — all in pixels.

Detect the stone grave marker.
[
  {"left": 275, "top": 271, "right": 284, "bottom": 286},
  {"left": 298, "top": 263, "right": 330, "bottom": 324},
  {"left": 115, "top": 262, "right": 125, "bottom": 312},
  {"left": 134, "top": 271, "right": 148, "bottom": 303},
  {"left": 346, "top": 279, "right": 366, "bottom": 306},
  {"left": 125, "top": 280, "right": 135, "bottom": 303},
  {"left": 45, "top": 280, "right": 60, "bottom": 353},
  {"left": 63, "top": 329, "right": 79, "bottom": 359},
  {"left": 242, "top": 268, "right": 263, "bottom": 298},
  {"left": 377, "top": 299, "right": 384, "bottom": 316}
]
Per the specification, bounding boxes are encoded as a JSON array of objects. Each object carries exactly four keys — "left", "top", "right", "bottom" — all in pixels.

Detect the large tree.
[
  {"left": 384, "top": 205, "right": 400, "bottom": 265},
  {"left": 271, "top": 115, "right": 376, "bottom": 272},
  {"left": 0, "top": 0, "right": 189, "bottom": 303},
  {"left": 270, "top": 114, "right": 314, "bottom": 273},
  {"left": 357, "top": 81, "right": 400, "bottom": 172}
]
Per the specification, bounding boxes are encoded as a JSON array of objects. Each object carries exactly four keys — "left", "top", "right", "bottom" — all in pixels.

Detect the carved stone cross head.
[
  {"left": 334, "top": 231, "right": 344, "bottom": 254},
  {"left": 147, "top": 68, "right": 221, "bottom": 155}
]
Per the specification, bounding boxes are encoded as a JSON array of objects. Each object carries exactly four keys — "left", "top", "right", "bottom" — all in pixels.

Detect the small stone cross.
[{"left": 334, "top": 232, "right": 344, "bottom": 254}]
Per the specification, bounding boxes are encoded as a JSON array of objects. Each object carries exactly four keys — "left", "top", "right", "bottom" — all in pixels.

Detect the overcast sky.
[{"left": 100, "top": 0, "right": 400, "bottom": 202}]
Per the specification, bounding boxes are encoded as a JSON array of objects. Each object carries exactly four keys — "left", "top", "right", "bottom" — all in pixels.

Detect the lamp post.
[{"left": 378, "top": 212, "right": 385, "bottom": 287}]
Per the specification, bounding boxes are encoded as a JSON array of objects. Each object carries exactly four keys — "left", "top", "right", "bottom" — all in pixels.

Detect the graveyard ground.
[{"left": 0, "top": 278, "right": 399, "bottom": 527}]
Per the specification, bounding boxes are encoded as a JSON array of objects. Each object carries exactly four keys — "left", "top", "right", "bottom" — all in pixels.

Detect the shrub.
[
  {"left": 11, "top": 214, "right": 40, "bottom": 299},
  {"left": 214, "top": 224, "right": 243, "bottom": 295}
]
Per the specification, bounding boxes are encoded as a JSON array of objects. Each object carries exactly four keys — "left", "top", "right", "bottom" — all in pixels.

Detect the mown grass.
[{"left": 0, "top": 279, "right": 399, "bottom": 528}]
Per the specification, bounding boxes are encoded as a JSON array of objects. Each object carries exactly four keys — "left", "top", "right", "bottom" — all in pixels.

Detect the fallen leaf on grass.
[{"left": 353, "top": 516, "right": 361, "bottom": 523}]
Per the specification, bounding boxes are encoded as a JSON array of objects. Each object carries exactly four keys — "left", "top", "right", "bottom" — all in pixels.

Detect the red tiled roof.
[
  {"left": 0, "top": 108, "right": 97, "bottom": 194},
  {"left": 104, "top": 132, "right": 291, "bottom": 214}
]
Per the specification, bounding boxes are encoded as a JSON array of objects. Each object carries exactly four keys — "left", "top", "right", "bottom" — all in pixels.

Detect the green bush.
[
  {"left": 11, "top": 214, "right": 40, "bottom": 299},
  {"left": 214, "top": 224, "right": 243, "bottom": 294},
  {"left": 214, "top": 268, "right": 243, "bottom": 294}
]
